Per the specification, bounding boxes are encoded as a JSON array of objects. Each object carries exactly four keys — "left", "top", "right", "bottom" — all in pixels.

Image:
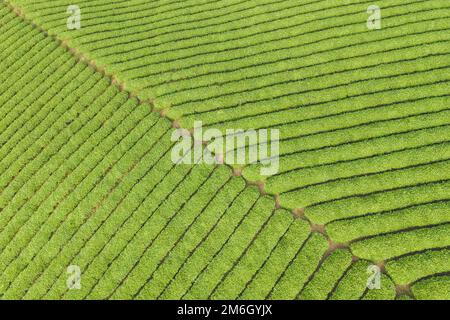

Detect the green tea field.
[{"left": 0, "top": 0, "right": 449, "bottom": 300}]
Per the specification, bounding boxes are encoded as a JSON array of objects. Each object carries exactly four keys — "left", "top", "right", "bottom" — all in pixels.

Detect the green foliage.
[
  {"left": 1, "top": 0, "right": 449, "bottom": 300},
  {"left": 412, "top": 275, "right": 450, "bottom": 300}
]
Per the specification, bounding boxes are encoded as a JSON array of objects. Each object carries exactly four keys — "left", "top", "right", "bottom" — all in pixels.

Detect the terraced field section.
[
  {"left": 1, "top": 0, "right": 449, "bottom": 299},
  {"left": 0, "top": 3, "right": 385, "bottom": 300}
]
